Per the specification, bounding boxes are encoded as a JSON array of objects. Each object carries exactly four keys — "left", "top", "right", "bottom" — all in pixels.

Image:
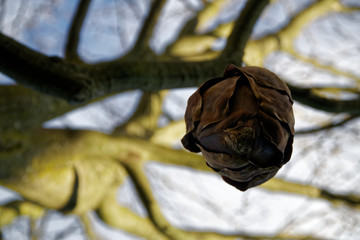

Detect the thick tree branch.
[
  {"left": 1, "top": 129, "right": 126, "bottom": 212},
  {"left": 2, "top": 31, "right": 360, "bottom": 117},
  {"left": 0, "top": 33, "right": 89, "bottom": 103},
  {"left": 91, "top": 59, "right": 225, "bottom": 92},
  {"left": 219, "top": 0, "right": 269, "bottom": 62},
  {"left": 0, "top": 85, "right": 72, "bottom": 132},
  {"left": 0, "top": 85, "right": 72, "bottom": 160},
  {"left": 0, "top": 32, "right": 226, "bottom": 103},
  {"left": 65, "top": 0, "right": 92, "bottom": 61}
]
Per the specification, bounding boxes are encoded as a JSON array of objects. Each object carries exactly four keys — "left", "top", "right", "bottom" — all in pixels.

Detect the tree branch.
[
  {"left": 219, "top": 0, "right": 269, "bottom": 62},
  {"left": 65, "top": 0, "right": 92, "bottom": 61},
  {"left": 140, "top": 140, "right": 360, "bottom": 210},
  {"left": 1, "top": 129, "right": 127, "bottom": 212},
  {"left": 97, "top": 193, "right": 317, "bottom": 240},
  {"left": 112, "top": 90, "right": 167, "bottom": 138},
  {"left": 296, "top": 115, "right": 358, "bottom": 135},
  {"left": 95, "top": 188, "right": 170, "bottom": 240},
  {"left": 90, "top": 59, "right": 226, "bottom": 94},
  {"left": 285, "top": 48, "right": 360, "bottom": 83},
  {"left": 0, "top": 32, "right": 226, "bottom": 103},
  {"left": 0, "top": 85, "right": 72, "bottom": 132},
  {"left": 0, "top": 201, "right": 44, "bottom": 227},
  {"left": 128, "top": 0, "right": 167, "bottom": 58},
  {"left": 0, "top": 32, "right": 88, "bottom": 103},
  {"left": 0, "top": 85, "right": 73, "bottom": 160},
  {"left": 150, "top": 120, "right": 185, "bottom": 146},
  {"left": 3, "top": 128, "right": 360, "bottom": 221},
  {"left": 288, "top": 83, "right": 360, "bottom": 114},
  {"left": 2, "top": 30, "right": 360, "bottom": 117},
  {"left": 79, "top": 213, "right": 100, "bottom": 240},
  {"left": 120, "top": 157, "right": 313, "bottom": 240},
  {"left": 243, "top": 0, "right": 341, "bottom": 66},
  {"left": 121, "top": 155, "right": 216, "bottom": 239},
  {"left": 262, "top": 178, "right": 360, "bottom": 210},
  {"left": 164, "top": 0, "right": 227, "bottom": 58}
]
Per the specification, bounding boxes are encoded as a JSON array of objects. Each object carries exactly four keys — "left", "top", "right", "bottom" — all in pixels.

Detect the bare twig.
[
  {"left": 296, "top": 115, "right": 358, "bottom": 135},
  {"left": 262, "top": 178, "right": 360, "bottom": 210},
  {"left": 53, "top": 218, "right": 82, "bottom": 240},
  {"left": 285, "top": 49, "right": 360, "bottom": 83},
  {"left": 287, "top": 83, "right": 360, "bottom": 115},
  {"left": 219, "top": 0, "right": 269, "bottom": 62},
  {"left": 128, "top": 0, "right": 167, "bottom": 58},
  {"left": 79, "top": 213, "right": 100, "bottom": 240},
  {"left": 0, "top": 0, "right": 6, "bottom": 29},
  {"left": 65, "top": 0, "right": 92, "bottom": 61},
  {"left": 32, "top": 210, "right": 51, "bottom": 240}
]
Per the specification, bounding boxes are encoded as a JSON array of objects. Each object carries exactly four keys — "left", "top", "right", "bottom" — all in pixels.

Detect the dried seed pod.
[{"left": 181, "top": 64, "right": 295, "bottom": 191}]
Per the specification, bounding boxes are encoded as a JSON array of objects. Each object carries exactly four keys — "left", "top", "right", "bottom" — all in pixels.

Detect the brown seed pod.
[{"left": 181, "top": 64, "right": 295, "bottom": 191}]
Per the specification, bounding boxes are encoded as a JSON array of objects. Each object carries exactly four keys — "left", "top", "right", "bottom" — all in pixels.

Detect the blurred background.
[{"left": 1, "top": 0, "right": 360, "bottom": 239}]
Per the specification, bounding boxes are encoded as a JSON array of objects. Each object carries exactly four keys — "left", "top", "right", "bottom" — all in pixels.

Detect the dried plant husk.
[{"left": 182, "top": 64, "right": 295, "bottom": 191}]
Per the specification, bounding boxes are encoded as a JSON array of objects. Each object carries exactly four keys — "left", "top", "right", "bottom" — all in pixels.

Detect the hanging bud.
[{"left": 182, "top": 64, "right": 295, "bottom": 191}]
